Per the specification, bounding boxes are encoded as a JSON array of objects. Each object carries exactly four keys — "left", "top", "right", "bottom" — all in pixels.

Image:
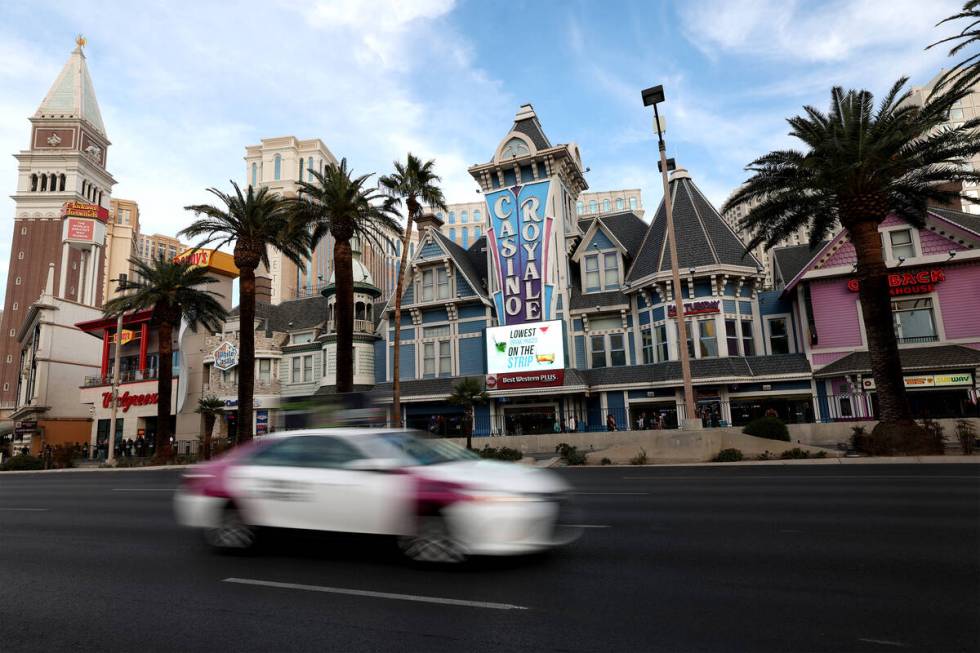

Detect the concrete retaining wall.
[{"left": 785, "top": 417, "right": 980, "bottom": 447}]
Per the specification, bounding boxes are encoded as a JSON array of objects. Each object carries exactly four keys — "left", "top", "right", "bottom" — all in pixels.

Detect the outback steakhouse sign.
[
  {"left": 847, "top": 268, "right": 945, "bottom": 296},
  {"left": 102, "top": 391, "right": 159, "bottom": 412}
]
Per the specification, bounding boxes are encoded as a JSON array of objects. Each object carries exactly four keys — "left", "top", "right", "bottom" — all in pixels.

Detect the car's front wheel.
[
  {"left": 398, "top": 516, "right": 466, "bottom": 564},
  {"left": 204, "top": 504, "right": 256, "bottom": 553}
]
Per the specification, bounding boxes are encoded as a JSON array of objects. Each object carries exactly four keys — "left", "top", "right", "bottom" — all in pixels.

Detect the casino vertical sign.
[{"left": 485, "top": 181, "right": 555, "bottom": 325}]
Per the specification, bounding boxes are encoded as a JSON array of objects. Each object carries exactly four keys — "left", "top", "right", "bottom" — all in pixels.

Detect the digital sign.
[
  {"left": 484, "top": 180, "right": 556, "bottom": 325},
  {"left": 486, "top": 320, "right": 565, "bottom": 389},
  {"left": 66, "top": 217, "right": 96, "bottom": 243}
]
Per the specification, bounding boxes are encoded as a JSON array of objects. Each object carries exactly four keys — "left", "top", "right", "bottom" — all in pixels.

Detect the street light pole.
[
  {"left": 642, "top": 85, "right": 698, "bottom": 428},
  {"left": 106, "top": 273, "right": 127, "bottom": 464}
]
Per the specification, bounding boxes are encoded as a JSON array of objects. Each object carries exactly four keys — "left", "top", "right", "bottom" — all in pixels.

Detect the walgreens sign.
[
  {"left": 847, "top": 268, "right": 945, "bottom": 296},
  {"left": 102, "top": 391, "right": 159, "bottom": 412}
]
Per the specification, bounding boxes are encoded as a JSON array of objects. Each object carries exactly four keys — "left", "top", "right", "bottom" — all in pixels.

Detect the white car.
[{"left": 174, "top": 428, "right": 579, "bottom": 562}]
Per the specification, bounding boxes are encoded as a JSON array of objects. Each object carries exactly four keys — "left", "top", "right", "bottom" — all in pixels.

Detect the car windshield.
[{"left": 360, "top": 430, "right": 480, "bottom": 466}]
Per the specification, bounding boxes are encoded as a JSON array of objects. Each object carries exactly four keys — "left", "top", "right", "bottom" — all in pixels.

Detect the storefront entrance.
[
  {"left": 870, "top": 389, "right": 979, "bottom": 419},
  {"left": 628, "top": 402, "right": 678, "bottom": 429},
  {"left": 730, "top": 396, "right": 815, "bottom": 426},
  {"left": 503, "top": 404, "right": 560, "bottom": 435}
]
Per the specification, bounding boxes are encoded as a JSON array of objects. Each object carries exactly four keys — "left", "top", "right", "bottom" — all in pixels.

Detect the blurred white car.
[{"left": 174, "top": 429, "right": 578, "bottom": 562}]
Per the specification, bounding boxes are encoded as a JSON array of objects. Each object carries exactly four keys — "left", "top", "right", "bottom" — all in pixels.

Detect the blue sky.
[{"left": 0, "top": 0, "right": 964, "bottom": 304}]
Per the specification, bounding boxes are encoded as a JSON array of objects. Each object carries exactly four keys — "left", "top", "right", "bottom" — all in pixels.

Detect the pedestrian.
[
  {"left": 566, "top": 415, "right": 577, "bottom": 433},
  {"left": 637, "top": 412, "right": 646, "bottom": 431},
  {"left": 606, "top": 413, "right": 617, "bottom": 432},
  {"left": 765, "top": 407, "right": 778, "bottom": 418}
]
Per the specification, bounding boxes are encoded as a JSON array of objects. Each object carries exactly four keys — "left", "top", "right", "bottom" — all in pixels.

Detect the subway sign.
[
  {"left": 847, "top": 268, "right": 945, "bottom": 296},
  {"left": 485, "top": 180, "right": 555, "bottom": 325},
  {"left": 862, "top": 373, "right": 973, "bottom": 390}
]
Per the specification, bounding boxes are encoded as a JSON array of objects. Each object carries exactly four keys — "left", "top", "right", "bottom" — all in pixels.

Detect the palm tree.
[
  {"left": 379, "top": 154, "right": 448, "bottom": 426},
  {"left": 724, "top": 79, "right": 980, "bottom": 454},
  {"left": 181, "top": 182, "right": 309, "bottom": 443},
  {"left": 103, "top": 257, "right": 228, "bottom": 461},
  {"left": 196, "top": 394, "right": 225, "bottom": 460},
  {"left": 928, "top": 1, "right": 980, "bottom": 95},
  {"left": 448, "top": 377, "right": 488, "bottom": 450},
  {"left": 289, "top": 159, "right": 402, "bottom": 393}
]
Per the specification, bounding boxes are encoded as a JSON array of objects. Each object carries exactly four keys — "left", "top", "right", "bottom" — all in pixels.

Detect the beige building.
[
  {"left": 721, "top": 191, "right": 812, "bottom": 288},
  {"left": 136, "top": 232, "right": 186, "bottom": 264},
  {"left": 433, "top": 201, "right": 485, "bottom": 248},
  {"left": 101, "top": 198, "right": 139, "bottom": 301},
  {"left": 576, "top": 189, "right": 644, "bottom": 218}
]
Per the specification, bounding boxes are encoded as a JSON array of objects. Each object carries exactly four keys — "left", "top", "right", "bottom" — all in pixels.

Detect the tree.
[
  {"left": 196, "top": 394, "right": 225, "bottom": 460},
  {"left": 448, "top": 377, "right": 489, "bottom": 450},
  {"left": 379, "top": 154, "right": 448, "bottom": 426},
  {"left": 289, "top": 159, "right": 402, "bottom": 393},
  {"left": 928, "top": 1, "right": 980, "bottom": 95},
  {"left": 724, "top": 79, "right": 980, "bottom": 454},
  {"left": 103, "top": 257, "right": 228, "bottom": 461},
  {"left": 181, "top": 182, "right": 309, "bottom": 443}
]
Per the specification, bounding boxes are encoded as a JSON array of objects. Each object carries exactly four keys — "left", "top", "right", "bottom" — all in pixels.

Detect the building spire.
[
  {"left": 35, "top": 38, "right": 106, "bottom": 137},
  {"left": 75, "top": 34, "right": 87, "bottom": 52}
]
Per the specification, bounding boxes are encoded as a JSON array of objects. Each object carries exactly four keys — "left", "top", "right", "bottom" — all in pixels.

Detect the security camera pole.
[{"left": 641, "top": 85, "right": 698, "bottom": 428}]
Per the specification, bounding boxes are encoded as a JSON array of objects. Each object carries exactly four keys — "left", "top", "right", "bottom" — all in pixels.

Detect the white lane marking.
[
  {"left": 857, "top": 637, "right": 907, "bottom": 647},
  {"left": 0, "top": 508, "right": 48, "bottom": 512},
  {"left": 111, "top": 488, "right": 175, "bottom": 492},
  {"left": 573, "top": 492, "right": 650, "bottom": 495},
  {"left": 223, "top": 578, "right": 528, "bottom": 611},
  {"left": 563, "top": 524, "right": 610, "bottom": 529}
]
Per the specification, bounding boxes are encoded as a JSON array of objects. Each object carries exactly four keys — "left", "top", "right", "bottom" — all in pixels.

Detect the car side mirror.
[{"left": 344, "top": 458, "right": 402, "bottom": 473}]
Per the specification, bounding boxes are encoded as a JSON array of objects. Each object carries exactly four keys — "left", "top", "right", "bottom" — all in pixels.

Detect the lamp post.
[
  {"left": 106, "top": 273, "right": 128, "bottom": 464},
  {"left": 641, "top": 85, "right": 698, "bottom": 428}
]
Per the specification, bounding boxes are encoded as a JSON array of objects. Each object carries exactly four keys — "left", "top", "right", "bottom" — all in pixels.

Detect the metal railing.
[
  {"left": 896, "top": 335, "right": 939, "bottom": 344},
  {"left": 83, "top": 369, "right": 161, "bottom": 387},
  {"left": 326, "top": 319, "right": 375, "bottom": 334}
]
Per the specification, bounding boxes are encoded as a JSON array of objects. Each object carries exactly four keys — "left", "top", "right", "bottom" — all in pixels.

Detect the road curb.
[
  {"left": 568, "top": 455, "right": 980, "bottom": 468},
  {"left": 0, "top": 464, "right": 193, "bottom": 475}
]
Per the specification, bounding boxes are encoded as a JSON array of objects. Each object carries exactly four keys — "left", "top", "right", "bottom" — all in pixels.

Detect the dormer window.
[
  {"left": 582, "top": 251, "right": 621, "bottom": 292},
  {"left": 420, "top": 267, "right": 450, "bottom": 301},
  {"left": 889, "top": 229, "right": 915, "bottom": 259},
  {"left": 501, "top": 137, "right": 530, "bottom": 159},
  {"left": 292, "top": 332, "right": 313, "bottom": 345}
]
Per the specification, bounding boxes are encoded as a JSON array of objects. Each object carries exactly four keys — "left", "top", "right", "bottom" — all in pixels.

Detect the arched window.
[
  {"left": 460, "top": 210, "right": 468, "bottom": 223},
  {"left": 462, "top": 227, "right": 469, "bottom": 247},
  {"left": 274, "top": 154, "right": 281, "bottom": 181},
  {"left": 602, "top": 199, "right": 611, "bottom": 212},
  {"left": 299, "top": 158, "right": 304, "bottom": 182},
  {"left": 436, "top": 212, "right": 444, "bottom": 221},
  {"left": 473, "top": 209, "right": 481, "bottom": 223},
  {"left": 589, "top": 199, "right": 597, "bottom": 213},
  {"left": 615, "top": 197, "right": 624, "bottom": 210},
  {"left": 49, "top": 173, "right": 57, "bottom": 191},
  {"left": 40, "top": 174, "right": 48, "bottom": 192},
  {"left": 59, "top": 174, "right": 66, "bottom": 191},
  {"left": 576, "top": 201, "right": 584, "bottom": 214},
  {"left": 449, "top": 227, "right": 456, "bottom": 242},
  {"left": 448, "top": 211, "right": 456, "bottom": 224},
  {"left": 474, "top": 226, "right": 481, "bottom": 241},
  {"left": 629, "top": 197, "right": 638, "bottom": 211},
  {"left": 98, "top": 191, "right": 103, "bottom": 205},
  {"left": 251, "top": 162, "right": 257, "bottom": 186},
  {"left": 31, "top": 174, "right": 38, "bottom": 191}
]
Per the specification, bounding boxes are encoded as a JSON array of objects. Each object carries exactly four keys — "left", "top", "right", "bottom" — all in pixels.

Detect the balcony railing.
[
  {"left": 896, "top": 335, "right": 939, "bottom": 344},
  {"left": 326, "top": 319, "right": 375, "bottom": 334},
  {"left": 83, "top": 369, "right": 161, "bottom": 387}
]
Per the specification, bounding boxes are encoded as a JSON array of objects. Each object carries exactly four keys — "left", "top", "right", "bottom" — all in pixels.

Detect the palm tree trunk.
[
  {"left": 466, "top": 406, "right": 473, "bottom": 451},
  {"left": 203, "top": 413, "right": 215, "bottom": 461},
  {"left": 334, "top": 238, "right": 355, "bottom": 393},
  {"left": 156, "top": 320, "right": 174, "bottom": 460},
  {"left": 391, "top": 213, "right": 416, "bottom": 427},
  {"left": 850, "top": 220, "right": 929, "bottom": 453},
  {"left": 238, "top": 265, "right": 256, "bottom": 444}
]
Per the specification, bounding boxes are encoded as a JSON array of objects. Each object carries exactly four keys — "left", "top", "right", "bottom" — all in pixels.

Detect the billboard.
[
  {"left": 61, "top": 201, "right": 109, "bottom": 221},
  {"left": 484, "top": 180, "right": 556, "bottom": 325},
  {"left": 65, "top": 217, "right": 96, "bottom": 243},
  {"left": 486, "top": 320, "right": 565, "bottom": 389}
]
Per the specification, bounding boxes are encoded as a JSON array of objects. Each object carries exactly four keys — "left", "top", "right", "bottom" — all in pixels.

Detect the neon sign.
[
  {"left": 847, "top": 268, "right": 945, "bottom": 296},
  {"left": 485, "top": 181, "right": 555, "bottom": 325},
  {"left": 667, "top": 300, "right": 720, "bottom": 318}
]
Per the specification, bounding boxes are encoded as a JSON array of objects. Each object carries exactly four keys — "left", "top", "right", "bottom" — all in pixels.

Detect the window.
[
  {"left": 642, "top": 329, "right": 654, "bottom": 364},
  {"left": 698, "top": 320, "right": 718, "bottom": 358},
  {"left": 603, "top": 252, "right": 620, "bottom": 289},
  {"left": 629, "top": 197, "right": 638, "bottom": 211},
  {"left": 31, "top": 174, "right": 38, "bottom": 191},
  {"left": 59, "top": 174, "right": 65, "bottom": 191},
  {"left": 590, "top": 335, "right": 606, "bottom": 368},
  {"left": 15, "top": 277, "right": 21, "bottom": 285},
  {"left": 303, "top": 355, "right": 313, "bottom": 382},
  {"left": 768, "top": 318, "right": 789, "bottom": 354},
  {"left": 609, "top": 333, "right": 626, "bottom": 366},
  {"left": 501, "top": 137, "right": 530, "bottom": 158},
  {"left": 421, "top": 267, "right": 450, "bottom": 302},
  {"left": 251, "top": 162, "right": 257, "bottom": 186},
  {"left": 460, "top": 210, "right": 468, "bottom": 223},
  {"left": 258, "top": 359, "right": 271, "bottom": 384},
  {"left": 892, "top": 297, "right": 937, "bottom": 342},
  {"left": 11, "top": 303, "right": 17, "bottom": 310},
  {"left": 474, "top": 227, "right": 482, "bottom": 241},
  {"left": 473, "top": 210, "right": 481, "bottom": 224},
  {"left": 299, "top": 158, "right": 304, "bottom": 182},
  {"left": 17, "top": 251, "right": 23, "bottom": 260},
  {"left": 249, "top": 436, "right": 362, "bottom": 468},
  {"left": 584, "top": 255, "right": 600, "bottom": 291},
  {"left": 461, "top": 227, "right": 469, "bottom": 248},
  {"left": 448, "top": 211, "right": 456, "bottom": 224},
  {"left": 273, "top": 154, "right": 281, "bottom": 181},
  {"left": 889, "top": 229, "right": 915, "bottom": 259},
  {"left": 292, "top": 332, "right": 313, "bottom": 345},
  {"left": 576, "top": 201, "right": 584, "bottom": 215},
  {"left": 656, "top": 324, "right": 668, "bottom": 362},
  {"left": 675, "top": 320, "right": 695, "bottom": 358},
  {"left": 448, "top": 228, "right": 456, "bottom": 243},
  {"left": 222, "top": 367, "right": 237, "bottom": 384},
  {"left": 726, "top": 320, "right": 739, "bottom": 356},
  {"left": 40, "top": 174, "right": 47, "bottom": 191},
  {"left": 20, "top": 226, "right": 27, "bottom": 235},
  {"left": 436, "top": 212, "right": 444, "bottom": 221},
  {"left": 291, "top": 357, "right": 300, "bottom": 382},
  {"left": 589, "top": 200, "right": 597, "bottom": 213},
  {"left": 422, "top": 336, "right": 452, "bottom": 377},
  {"left": 9, "top": 329, "right": 15, "bottom": 337},
  {"left": 949, "top": 107, "right": 964, "bottom": 120},
  {"left": 615, "top": 198, "right": 624, "bottom": 210},
  {"left": 602, "top": 199, "right": 611, "bottom": 212},
  {"left": 5, "top": 355, "right": 10, "bottom": 363}
]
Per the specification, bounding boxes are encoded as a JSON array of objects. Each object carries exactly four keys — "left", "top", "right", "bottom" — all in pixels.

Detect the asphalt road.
[{"left": 1, "top": 464, "right": 978, "bottom": 653}]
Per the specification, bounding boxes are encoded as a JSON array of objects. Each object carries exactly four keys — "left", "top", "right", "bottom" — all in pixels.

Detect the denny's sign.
[{"left": 847, "top": 268, "right": 945, "bottom": 296}]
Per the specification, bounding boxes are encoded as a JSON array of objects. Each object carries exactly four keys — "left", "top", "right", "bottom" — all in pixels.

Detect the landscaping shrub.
[
  {"left": 779, "top": 447, "right": 810, "bottom": 459},
  {"left": 477, "top": 446, "right": 523, "bottom": 461},
  {"left": 850, "top": 425, "right": 872, "bottom": 454},
  {"left": 956, "top": 419, "right": 977, "bottom": 455},
  {"left": 1, "top": 454, "right": 43, "bottom": 471},
  {"left": 600, "top": 457, "right": 612, "bottom": 465},
  {"left": 920, "top": 418, "right": 946, "bottom": 454},
  {"left": 713, "top": 448, "right": 743, "bottom": 462},
  {"left": 742, "top": 416, "right": 790, "bottom": 441},
  {"left": 629, "top": 449, "right": 648, "bottom": 465},
  {"left": 555, "top": 443, "right": 587, "bottom": 466},
  {"left": 756, "top": 450, "right": 774, "bottom": 461}
]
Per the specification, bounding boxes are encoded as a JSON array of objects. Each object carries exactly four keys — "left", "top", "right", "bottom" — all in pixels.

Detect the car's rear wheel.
[
  {"left": 398, "top": 516, "right": 466, "bottom": 564},
  {"left": 204, "top": 505, "right": 256, "bottom": 553}
]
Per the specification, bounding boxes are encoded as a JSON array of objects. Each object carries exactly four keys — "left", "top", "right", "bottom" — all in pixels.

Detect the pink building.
[{"left": 773, "top": 207, "right": 980, "bottom": 421}]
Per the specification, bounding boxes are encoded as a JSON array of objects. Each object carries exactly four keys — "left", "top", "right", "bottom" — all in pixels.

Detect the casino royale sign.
[{"left": 485, "top": 181, "right": 555, "bottom": 326}]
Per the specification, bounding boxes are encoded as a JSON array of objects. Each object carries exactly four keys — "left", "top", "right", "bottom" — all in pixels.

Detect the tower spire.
[{"left": 35, "top": 39, "right": 106, "bottom": 137}]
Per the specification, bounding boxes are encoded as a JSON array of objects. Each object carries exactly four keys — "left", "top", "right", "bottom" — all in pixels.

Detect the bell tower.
[{"left": 0, "top": 36, "right": 116, "bottom": 412}]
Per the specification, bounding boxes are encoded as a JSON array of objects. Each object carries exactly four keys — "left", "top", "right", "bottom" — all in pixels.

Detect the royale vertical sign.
[{"left": 485, "top": 181, "right": 555, "bottom": 325}]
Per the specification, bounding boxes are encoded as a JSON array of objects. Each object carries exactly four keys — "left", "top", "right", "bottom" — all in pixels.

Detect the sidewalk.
[
  {"left": 566, "top": 455, "right": 980, "bottom": 468},
  {"left": 0, "top": 464, "right": 193, "bottom": 475}
]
